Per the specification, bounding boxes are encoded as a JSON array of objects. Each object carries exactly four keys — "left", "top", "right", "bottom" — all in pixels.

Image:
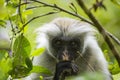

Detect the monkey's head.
[{"left": 36, "top": 17, "right": 96, "bottom": 62}]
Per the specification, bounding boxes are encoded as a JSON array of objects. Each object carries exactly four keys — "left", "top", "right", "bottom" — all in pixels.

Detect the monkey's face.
[{"left": 51, "top": 36, "right": 81, "bottom": 61}]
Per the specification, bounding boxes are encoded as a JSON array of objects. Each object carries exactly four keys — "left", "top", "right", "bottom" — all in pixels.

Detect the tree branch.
[
  {"left": 18, "top": 0, "right": 24, "bottom": 24},
  {"left": 18, "top": 12, "right": 59, "bottom": 33},
  {"left": 76, "top": 0, "right": 120, "bottom": 66},
  {"left": 28, "top": 0, "right": 120, "bottom": 47},
  {"left": 17, "top": 2, "right": 32, "bottom": 7},
  {"left": 107, "top": 32, "right": 120, "bottom": 45},
  {"left": 30, "top": 0, "right": 93, "bottom": 25},
  {"left": 77, "top": 51, "right": 95, "bottom": 72}
]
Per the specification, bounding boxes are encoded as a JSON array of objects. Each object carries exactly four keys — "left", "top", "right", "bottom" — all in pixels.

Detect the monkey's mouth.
[
  {"left": 56, "top": 54, "right": 79, "bottom": 78},
  {"left": 54, "top": 52, "right": 79, "bottom": 80}
]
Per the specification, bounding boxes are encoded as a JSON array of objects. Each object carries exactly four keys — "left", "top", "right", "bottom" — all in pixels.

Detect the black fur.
[{"left": 53, "top": 61, "right": 79, "bottom": 80}]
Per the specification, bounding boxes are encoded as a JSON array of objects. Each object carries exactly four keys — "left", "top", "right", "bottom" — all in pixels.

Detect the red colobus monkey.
[{"left": 25, "top": 18, "right": 112, "bottom": 80}]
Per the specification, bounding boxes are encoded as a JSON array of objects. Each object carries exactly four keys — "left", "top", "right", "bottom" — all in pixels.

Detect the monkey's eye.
[
  {"left": 53, "top": 39, "right": 63, "bottom": 47},
  {"left": 70, "top": 41, "right": 78, "bottom": 47},
  {"left": 55, "top": 40, "right": 62, "bottom": 45}
]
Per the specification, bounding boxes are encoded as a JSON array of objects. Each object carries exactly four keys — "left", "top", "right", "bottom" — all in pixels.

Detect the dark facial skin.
[
  {"left": 52, "top": 36, "right": 80, "bottom": 80},
  {"left": 52, "top": 36, "right": 81, "bottom": 61}
]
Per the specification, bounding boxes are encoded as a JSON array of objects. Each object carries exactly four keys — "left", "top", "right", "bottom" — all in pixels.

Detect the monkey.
[{"left": 24, "top": 17, "right": 112, "bottom": 80}]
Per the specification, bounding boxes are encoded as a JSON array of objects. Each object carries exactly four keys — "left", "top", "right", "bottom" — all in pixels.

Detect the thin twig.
[
  {"left": 9, "top": 17, "right": 14, "bottom": 33},
  {"left": 76, "top": 0, "right": 120, "bottom": 67},
  {"left": 16, "top": 2, "right": 32, "bottom": 7},
  {"left": 107, "top": 32, "right": 120, "bottom": 45},
  {"left": 30, "top": 0, "right": 93, "bottom": 25},
  {"left": 18, "top": 0, "right": 24, "bottom": 24},
  {"left": 8, "top": 16, "right": 15, "bottom": 50},
  {"left": 18, "top": 12, "right": 59, "bottom": 33},
  {"left": 69, "top": 3, "right": 78, "bottom": 14},
  {"left": 77, "top": 51, "right": 95, "bottom": 72},
  {"left": 26, "top": 5, "right": 43, "bottom": 10}
]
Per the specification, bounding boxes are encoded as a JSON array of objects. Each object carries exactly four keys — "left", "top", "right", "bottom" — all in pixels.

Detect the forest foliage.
[{"left": 0, "top": 0, "right": 120, "bottom": 80}]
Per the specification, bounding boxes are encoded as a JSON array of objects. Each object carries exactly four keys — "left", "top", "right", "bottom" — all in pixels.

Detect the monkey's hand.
[{"left": 53, "top": 61, "right": 79, "bottom": 80}]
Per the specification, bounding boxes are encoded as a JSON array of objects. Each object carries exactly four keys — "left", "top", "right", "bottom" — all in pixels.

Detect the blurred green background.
[{"left": 0, "top": 0, "right": 120, "bottom": 80}]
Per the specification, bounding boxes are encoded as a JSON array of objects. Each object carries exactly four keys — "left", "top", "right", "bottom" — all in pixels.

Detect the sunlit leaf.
[
  {"left": 30, "top": 66, "right": 52, "bottom": 75},
  {"left": 31, "top": 48, "right": 45, "bottom": 57},
  {"left": 23, "top": 10, "right": 33, "bottom": 16},
  {"left": 6, "top": 1, "right": 18, "bottom": 8},
  {"left": 0, "top": 6, "right": 8, "bottom": 19},
  {"left": 0, "top": 56, "right": 12, "bottom": 79},
  {"left": 39, "top": 76, "right": 43, "bottom": 80},
  {"left": 109, "top": 60, "right": 120, "bottom": 74},
  {"left": 113, "top": 72, "right": 120, "bottom": 80}
]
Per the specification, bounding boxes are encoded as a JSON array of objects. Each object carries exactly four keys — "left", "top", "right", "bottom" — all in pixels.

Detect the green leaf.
[
  {"left": 111, "top": 0, "right": 120, "bottom": 6},
  {"left": 9, "top": 65, "right": 30, "bottom": 78},
  {"left": 13, "top": 34, "right": 31, "bottom": 66},
  {"left": 31, "top": 48, "right": 45, "bottom": 57},
  {"left": 109, "top": 60, "right": 120, "bottom": 74},
  {"left": 0, "top": 50, "right": 6, "bottom": 60},
  {"left": 113, "top": 72, "right": 120, "bottom": 80},
  {"left": 11, "top": 34, "right": 31, "bottom": 78},
  {"left": 23, "top": 10, "right": 33, "bottom": 16},
  {"left": 39, "top": 76, "right": 43, "bottom": 80},
  {"left": 0, "top": 57, "right": 12, "bottom": 79},
  {"left": 0, "top": 20, "right": 6, "bottom": 27},
  {"left": 30, "top": 66, "right": 52, "bottom": 75},
  {"left": 12, "top": 34, "right": 31, "bottom": 63},
  {"left": 25, "top": 57, "right": 33, "bottom": 70}
]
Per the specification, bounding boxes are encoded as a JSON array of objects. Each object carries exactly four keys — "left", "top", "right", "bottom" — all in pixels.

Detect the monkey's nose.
[{"left": 62, "top": 52, "right": 70, "bottom": 61}]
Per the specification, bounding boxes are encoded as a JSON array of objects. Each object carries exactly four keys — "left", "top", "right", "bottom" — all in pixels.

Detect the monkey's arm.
[{"left": 53, "top": 61, "right": 79, "bottom": 80}]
